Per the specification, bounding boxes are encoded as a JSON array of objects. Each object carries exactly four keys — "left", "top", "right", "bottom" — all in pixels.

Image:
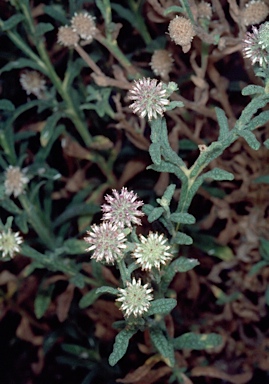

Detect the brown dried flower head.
[
  {"left": 197, "top": 1, "right": 213, "bottom": 20},
  {"left": 57, "top": 26, "right": 79, "bottom": 47},
  {"left": 168, "top": 16, "right": 196, "bottom": 52},
  {"left": 150, "top": 49, "right": 174, "bottom": 78},
  {"left": 71, "top": 12, "right": 97, "bottom": 42},
  {"left": 19, "top": 70, "right": 46, "bottom": 99},
  {"left": 242, "top": 0, "right": 269, "bottom": 26}
]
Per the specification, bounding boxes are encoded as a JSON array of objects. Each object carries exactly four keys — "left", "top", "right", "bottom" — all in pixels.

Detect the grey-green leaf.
[
  {"left": 147, "top": 207, "right": 164, "bottom": 222},
  {"left": 149, "top": 328, "right": 175, "bottom": 366},
  {"left": 149, "top": 142, "right": 162, "bottom": 165},
  {"left": 171, "top": 257, "right": 200, "bottom": 272},
  {"left": 109, "top": 328, "right": 136, "bottom": 366},
  {"left": 172, "top": 232, "right": 193, "bottom": 245},
  {"left": 0, "top": 99, "right": 15, "bottom": 112},
  {"left": 147, "top": 298, "right": 177, "bottom": 316},
  {"left": 239, "top": 130, "right": 260, "bottom": 150},
  {"left": 174, "top": 332, "right": 222, "bottom": 350},
  {"left": 170, "top": 212, "right": 196, "bottom": 224}
]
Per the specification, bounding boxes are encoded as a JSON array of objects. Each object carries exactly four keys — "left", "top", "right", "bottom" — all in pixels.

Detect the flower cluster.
[
  {"left": 133, "top": 232, "right": 172, "bottom": 271},
  {"left": 242, "top": 24, "right": 269, "bottom": 67},
  {"left": 168, "top": 16, "right": 196, "bottom": 52},
  {"left": 57, "top": 11, "right": 96, "bottom": 47},
  {"left": 0, "top": 228, "right": 23, "bottom": 259},
  {"left": 116, "top": 278, "right": 153, "bottom": 317},
  {"left": 128, "top": 77, "right": 170, "bottom": 120},
  {"left": 101, "top": 187, "right": 144, "bottom": 228},
  {"left": 19, "top": 70, "right": 47, "bottom": 99},
  {"left": 4, "top": 166, "right": 29, "bottom": 198}
]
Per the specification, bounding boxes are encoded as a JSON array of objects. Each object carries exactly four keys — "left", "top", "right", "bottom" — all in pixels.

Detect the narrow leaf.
[
  {"left": 147, "top": 207, "right": 164, "bottom": 222},
  {"left": 215, "top": 107, "right": 229, "bottom": 140},
  {"left": 147, "top": 298, "right": 177, "bottom": 316},
  {"left": 241, "top": 85, "right": 265, "bottom": 95},
  {"left": 149, "top": 142, "right": 161, "bottom": 165},
  {"left": 0, "top": 99, "right": 15, "bottom": 111},
  {"left": 174, "top": 332, "right": 222, "bottom": 350},
  {"left": 171, "top": 257, "right": 200, "bottom": 272},
  {"left": 172, "top": 232, "right": 193, "bottom": 245},
  {"left": 109, "top": 328, "right": 136, "bottom": 366},
  {"left": 170, "top": 212, "right": 196, "bottom": 224},
  {"left": 150, "top": 328, "right": 175, "bottom": 367},
  {"left": 239, "top": 130, "right": 260, "bottom": 150},
  {"left": 1, "top": 14, "right": 24, "bottom": 30},
  {"left": 96, "top": 286, "right": 118, "bottom": 296}
]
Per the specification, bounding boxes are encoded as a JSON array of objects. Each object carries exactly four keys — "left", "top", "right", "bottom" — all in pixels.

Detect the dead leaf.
[
  {"left": 191, "top": 366, "right": 252, "bottom": 383},
  {"left": 55, "top": 283, "right": 75, "bottom": 322}
]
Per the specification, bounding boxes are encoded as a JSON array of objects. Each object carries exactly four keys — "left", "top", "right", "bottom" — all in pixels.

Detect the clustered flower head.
[
  {"left": 101, "top": 187, "right": 144, "bottom": 228},
  {"left": 150, "top": 49, "right": 174, "bottom": 79},
  {"left": 116, "top": 278, "right": 153, "bottom": 317},
  {"left": 84, "top": 222, "right": 127, "bottom": 264},
  {"left": 133, "top": 232, "right": 172, "bottom": 271},
  {"left": 168, "top": 16, "right": 196, "bottom": 52},
  {"left": 57, "top": 26, "right": 79, "bottom": 47},
  {"left": 71, "top": 12, "right": 97, "bottom": 42},
  {"left": 19, "top": 70, "right": 47, "bottom": 99},
  {"left": 128, "top": 77, "right": 170, "bottom": 120},
  {"left": 242, "top": 25, "right": 269, "bottom": 67},
  {"left": 4, "top": 166, "right": 29, "bottom": 198},
  {"left": 241, "top": 0, "right": 269, "bottom": 26},
  {"left": 0, "top": 228, "right": 23, "bottom": 259},
  {"left": 58, "top": 11, "right": 97, "bottom": 47},
  {"left": 197, "top": 1, "right": 213, "bottom": 20}
]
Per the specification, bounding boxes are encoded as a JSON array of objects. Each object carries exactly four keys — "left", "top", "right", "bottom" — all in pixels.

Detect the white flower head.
[
  {"left": 128, "top": 77, "right": 170, "bottom": 120},
  {"left": 19, "top": 70, "right": 47, "bottom": 99},
  {"left": 4, "top": 166, "right": 29, "bottom": 198},
  {"left": 84, "top": 222, "right": 127, "bottom": 264},
  {"left": 101, "top": 187, "right": 144, "bottom": 228},
  {"left": 71, "top": 12, "right": 97, "bottom": 41},
  {"left": 0, "top": 228, "right": 23, "bottom": 259},
  {"left": 242, "top": 26, "right": 269, "bottom": 67},
  {"left": 116, "top": 278, "right": 153, "bottom": 317},
  {"left": 133, "top": 232, "right": 172, "bottom": 271}
]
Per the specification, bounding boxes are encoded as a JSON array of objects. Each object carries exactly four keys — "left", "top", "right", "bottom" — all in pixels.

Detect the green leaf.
[
  {"left": 53, "top": 203, "right": 100, "bottom": 228},
  {"left": 69, "top": 273, "right": 85, "bottom": 288},
  {"left": 35, "top": 22, "right": 54, "bottom": 37},
  {"left": 109, "top": 328, "right": 136, "bottom": 366},
  {"left": 193, "top": 234, "right": 234, "bottom": 261},
  {"left": 0, "top": 99, "right": 15, "bottom": 112},
  {"left": 246, "top": 110, "right": 269, "bottom": 131},
  {"left": 239, "top": 130, "right": 260, "bottom": 150},
  {"left": 44, "top": 5, "right": 69, "bottom": 24},
  {"left": 172, "top": 232, "right": 193, "bottom": 245},
  {"left": 215, "top": 107, "right": 229, "bottom": 140},
  {"left": 34, "top": 283, "right": 54, "bottom": 319},
  {"left": 173, "top": 332, "right": 222, "bottom": 350},
  {"left": 79, "top": 288, "right": 100, "bottom": 308},
  {"left": 40, "top": 113, "right": 62, "bottom": 147},
  {"left": 1, "top": 14, "right": 24, "bottom": 31},
  {"left": 242, "top": 85, "right": 265, "bottom": 95},
  {"left": 0, "top": 198, "right": 22, "bottom": 215},
  {"left": 96, "top": 286, "right": 118, "bottom": 296},
  {"left": 171, "top": 257, "right": 200, "bottom": 272},
  {"left": 203, "top": 168, "right": 234, "bottom": 181},
  {"left": 253, "top": 175, "right": 269, "bottom": 184},
  {"left": 259, "top": 237, "right": 269, "bottom": 261},
  {"left": 163, "top": 6, "right": 184, "bottom": 15},
  {"left": 149, "top": 142, "right": 161, "bottom": 165},
  {"left": 15, "top": 212, "right": 28, "bottom": 233},
  {"left": 165, "top": 101, "right": 184, "bottom": 111},
  {"left": 0, "top": 58, "right": 46, "bottom": 75},
  {"left": 149, "top": 328, "right": 175, "bottom": 367},
  {"left": 147, "top": 207, "right": 164, "bottom": 222},
  {"left": 170, "top": 212, "right": 196, "bottom": 225},
  {"left": 147, "top": 298, "right": 177, "bottom": 316},
  {"left": 264, "top": 138, "right": 269, "bottom": 149},
  {"left": 63, "top": 239, "right": 87, "bottom": 255},
  {"left": 160, "top": 184, "right": 176, "bottom": 206},
  {"left": 238, "top": 95, "right": 269, "bottom": 124}
]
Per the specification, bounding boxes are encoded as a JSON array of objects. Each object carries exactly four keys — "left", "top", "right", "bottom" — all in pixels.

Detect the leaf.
[
  {"left": 160, "top": 184, "right": 176, "bottom": 205},
  {"left": 241, "top": 85, "right": 265, "bottom": 95},
  {"left": 0, "top": 99, "right": 15, "bottom": 112},
  {"left": 171, "top": 257, "right": 200, "bottom": 272},
  {"left": 79, "top": 288, "right": 100, "bottom": 308},
  {"left": 172, "top": 232, "right": 193, "bottom": 245},
  {"left": 44, "top": 5, "right": 69, "bottom": 24},
  {"left": 63, "top": 239, "right": 87, "bottom": 255},
  {"left": 173, "top": 332, "right": 222, "bottom": 350},
  {"left": 35, "top": 22, "right": 54, "bottom": 37},
  {"left": 40, "top": 112, "right": 62, "bottom": 147},
  {"left": 253, "top": 175, "right": 269, "bottom": 184},
  {"left": 96, "top": 286, "right": 118, "bottom": 296},
  {"left": 109, "top": 328, "right": 136, "bottom": 366},
  {"left": 170, "top": 212, "right": 196, "bottom": 225},
  {"left": 165, "top": 101, "right": 184, "bottom": 111},
  {"left": 15, "top": 212, "right": 28, "bottom": 233},
  {"left": 34, "top": 283, "right": 54, "bottom": 319},
  {"left": 149, "top": 142, "right": 162, "bottom": 165},
  {"left": 202, "top": 168, "right": 234, "bottom": 181},
  {"left": 238, "top": 95, "right": 269, "bottom": 124},
  {"left": 193, "top": 234, "right": 234, "bottom": 261},
  {"left": 1, "top": 14, "right": 24, "bottom": 31},
  {"left": 0, "top": 58, "right": 46, "bottom": 75},
  {"left": 149, "top": 328, "right": 175, "bottom": 367},
  {"left": 239, "top": 130, "right": 260, "bottom": 150},
  {"left": 215, "top": 107, "right": 230, "bottom": 140},
  {"left": 147, "top": 207, "right": 164, "bottom": 222},
  {"left": 246, "top": 110, "right": 269, "bottom": 131},
  {"left": 163, "top": 6, "right": 184, "bottom": 15},
  {"left": 264, "top": 138, "right": 269, "bottom": 149},
  {"left": 146, "top": 298, "right": 177, "bottom": 316}
]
